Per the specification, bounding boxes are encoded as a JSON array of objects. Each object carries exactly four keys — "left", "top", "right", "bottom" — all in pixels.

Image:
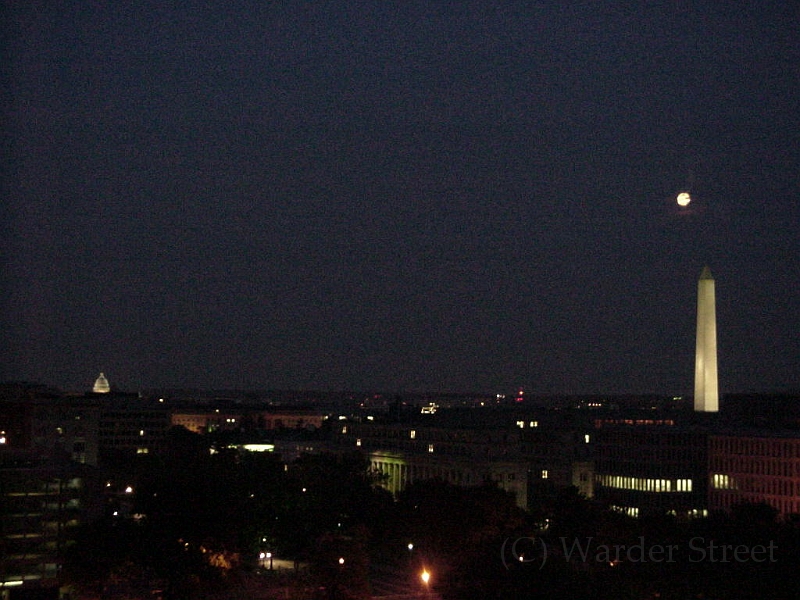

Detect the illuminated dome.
[{"left": 93, "top": 372, "right": 111, "bottom": 394}]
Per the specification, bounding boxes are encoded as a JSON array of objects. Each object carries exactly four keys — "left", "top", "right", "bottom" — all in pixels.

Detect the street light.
[{"left": 420, "top": 569, "right": 432, "bottom": 599}]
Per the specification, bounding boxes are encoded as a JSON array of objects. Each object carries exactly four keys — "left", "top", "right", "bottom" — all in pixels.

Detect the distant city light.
[{"left": 238, "top": 444, "right": 275, "bottom": 453}]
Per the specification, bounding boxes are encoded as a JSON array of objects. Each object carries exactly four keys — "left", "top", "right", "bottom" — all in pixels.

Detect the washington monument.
[{"left": 694, "top": 266, "right": 719, "bottom": 412}]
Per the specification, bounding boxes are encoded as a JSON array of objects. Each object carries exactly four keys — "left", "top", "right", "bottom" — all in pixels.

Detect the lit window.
[
  {"left": 139, "top": 429, "right": 145, "bottom": 436},
  {"left": 410, "top": 430, "right": 416, "bottom": 439},
  {"left": 428, "top": 444, "right": 434, "bottom": 453},
  {"left": 356, "top": 438, "right": 362, "bottom": 447},
  {"left": 584, "top": 434, "right": 590, "bottom": 444},
  {"left": 530, "top": 421, "right": 538, "bottom": 428},
  {"left": 516, "top": 421, "right": 525, "bottom": 429},
  {"left": 541, "top": 470, "right": 549, "bottom": 479}
]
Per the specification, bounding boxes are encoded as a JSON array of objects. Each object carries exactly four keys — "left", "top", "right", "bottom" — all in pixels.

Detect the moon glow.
[{"left": 676, "top": 192, "right": 691, "bottom": 207}]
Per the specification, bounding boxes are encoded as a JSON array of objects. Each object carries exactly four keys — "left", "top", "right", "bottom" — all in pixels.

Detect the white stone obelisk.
[{"left": 694, "top": 266, "right": 719, "bottom": 412}]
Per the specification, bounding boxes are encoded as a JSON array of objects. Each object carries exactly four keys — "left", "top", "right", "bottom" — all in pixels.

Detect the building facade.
[
  {"left": 592, "top": 424, "right": 709, "bottom": 518},
  {"left": 0, "top": 449, "right": 98, "bottom": 599},
  {"left": 708, "top": 432, "right": 800, "bottom": 518}
]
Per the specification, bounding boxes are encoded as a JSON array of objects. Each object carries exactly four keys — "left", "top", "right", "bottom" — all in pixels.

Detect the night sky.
[{"left": 3, "top": 1, "right": 798, "bottom": 395}]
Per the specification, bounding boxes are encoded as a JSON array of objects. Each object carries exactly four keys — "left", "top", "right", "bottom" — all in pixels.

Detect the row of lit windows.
[
  {"left": 712, "top": 475, "right": 798, "bottom": 497},
  {"left": 609, "top": 505, "right": 709, "bottom": 519},
  {"left": 596, "top": 475, "right": 693, "bottom": 493},
  {"left": 711, "top": 473, "right": 737, "bottom": 490},
  {"left": 595, "top": 419, "right": 675, "bottom": 427}
]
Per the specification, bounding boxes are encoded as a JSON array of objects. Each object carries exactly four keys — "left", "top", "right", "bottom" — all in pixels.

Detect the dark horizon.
[{"left": 4, "top": 2, "right": 798, "bottom": 396}]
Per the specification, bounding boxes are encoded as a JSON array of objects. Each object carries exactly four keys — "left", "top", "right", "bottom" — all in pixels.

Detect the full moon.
[{"left": 676, "top": 192, "right": 691, "bottom": 207}]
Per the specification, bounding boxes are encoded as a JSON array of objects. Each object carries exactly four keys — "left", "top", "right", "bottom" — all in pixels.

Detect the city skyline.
[{"left": 3, "top": 2, "right": 798, "bottom": 395}]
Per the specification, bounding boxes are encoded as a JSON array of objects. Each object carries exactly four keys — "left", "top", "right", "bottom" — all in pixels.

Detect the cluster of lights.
[{"left": 610, "top": 504, "right": 640, "bottom": 518}]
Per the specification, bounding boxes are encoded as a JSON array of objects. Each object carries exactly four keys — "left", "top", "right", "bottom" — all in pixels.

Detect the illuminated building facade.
[
  {"left": 336, "top": 414, "right": 594, "bottom": 510},
  {"left": 337, "top": 422, "right": 532, "bottom": 506},
  {"left": 171, "top": 409, "right": 325, "bottom": 434},
  {"left": 171, "top": 410, "right": 244, "bottom": 434},
  {"left": 708, "top": 432, "right": 800, "bottom": 518}
]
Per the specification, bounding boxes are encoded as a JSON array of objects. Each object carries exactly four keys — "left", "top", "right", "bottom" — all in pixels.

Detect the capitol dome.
[{"left": 93, "top": 372, "right": 111, "bottom": 394}]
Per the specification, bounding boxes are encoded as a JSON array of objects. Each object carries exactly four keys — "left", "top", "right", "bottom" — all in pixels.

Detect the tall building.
[
  {"left": 694, "top": 266, "right": 719, "bottom": 412},
  {"left": 0, "top": 449, "right": 99, "bottom": 598}
]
